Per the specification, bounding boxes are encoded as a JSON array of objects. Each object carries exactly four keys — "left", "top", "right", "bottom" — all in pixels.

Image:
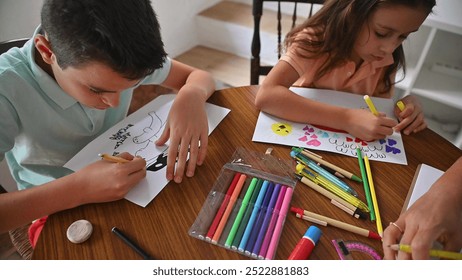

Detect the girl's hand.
[
  {"left": 346, "top": 108, "right": 398, "bottom": 141},
  {"left": 393, "top": 95, "right": 427, "bottom": 135}
]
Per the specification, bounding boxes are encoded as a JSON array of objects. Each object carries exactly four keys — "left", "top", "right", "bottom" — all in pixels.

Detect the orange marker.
[{"left": 211, "top": 173, "right": 247, "bottom": 244}]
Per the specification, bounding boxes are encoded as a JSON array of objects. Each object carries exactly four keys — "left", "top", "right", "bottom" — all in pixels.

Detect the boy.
[{"left": 0, "top": 0, "right": 215, "bottom": 234}]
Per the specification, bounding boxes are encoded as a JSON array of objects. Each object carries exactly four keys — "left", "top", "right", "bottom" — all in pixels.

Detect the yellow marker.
[
  {"left": 363, "top": 95, "right": 379, "bottom": 116},
  {"left": 396, "top": 100, "right": 406, "bottom": 111},
  {"left": 389, "top": 244, "right": 462, "bottom": 260},
  {"left": 364, "top": 156, "right": 383, "bottom": 236}
]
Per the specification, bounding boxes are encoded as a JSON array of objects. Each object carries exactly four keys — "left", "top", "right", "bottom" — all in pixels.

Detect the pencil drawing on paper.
[
  {"left": 109, "top": 110, "right": 168, "bottom": 172},
  {"left": 64, "top": 94, "right": 231, "bottom": 207}
]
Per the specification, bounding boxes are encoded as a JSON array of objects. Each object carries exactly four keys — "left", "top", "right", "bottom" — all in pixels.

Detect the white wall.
[
  {"left": 0, "top": 0, "right": 220, "bottom": 57},
  {"left": 0, "top": 0, "right": 44, "bottom": 42},
  {"left": 0, "top": 0, "right": 220, "bottom": 192},
  {"left": 152, "top": 0, "right": 220, "bottom": 57}
]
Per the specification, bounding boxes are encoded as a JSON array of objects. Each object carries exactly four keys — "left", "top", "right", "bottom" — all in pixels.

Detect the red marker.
[{"left": 288, "top": 225, "right": 322, "bottom": 260}]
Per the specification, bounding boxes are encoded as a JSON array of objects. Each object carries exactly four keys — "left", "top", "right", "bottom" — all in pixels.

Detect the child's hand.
[
  {"left": 76, "top": 152, "right": 146, "bottom": 203},
  {"left": 155, "top": 90, "right": 208, "bottom": 183},
  {"left": 346, "top": 109, "right": 397, "bottom": 141},
  {"left": 393, "top": 95, "right": 427, "bottom": 135}
]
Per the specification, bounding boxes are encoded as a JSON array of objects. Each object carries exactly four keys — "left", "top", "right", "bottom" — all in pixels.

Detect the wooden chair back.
[{"left": 250, "top": 0, "right": 323, "bottom": 85}]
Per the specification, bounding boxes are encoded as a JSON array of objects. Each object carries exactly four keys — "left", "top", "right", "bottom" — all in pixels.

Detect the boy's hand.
[
  {"left": 77, "top": 152, "right": 146, "bottom": 203},
  {"left": 393, "top": 95, "right": 427, "bottom": 135},
  {"left": 155, "top": 90, "right": 208, "bottom": 183}
]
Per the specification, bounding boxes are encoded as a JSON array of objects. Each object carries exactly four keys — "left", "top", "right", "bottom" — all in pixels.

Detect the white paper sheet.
[
  {"left": 65, "top": 94, "right": 230, "bottom": 207},
  {"left": 252, "top": 87, "right": 407, "bottom": 165},
  {"left": 407, "top": 164, "right": 443, "bottom": 210}
]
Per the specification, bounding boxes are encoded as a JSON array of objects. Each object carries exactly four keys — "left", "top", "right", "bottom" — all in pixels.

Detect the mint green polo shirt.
[{"left": 0, "top": 26, "right": 171, "bottom": 190}]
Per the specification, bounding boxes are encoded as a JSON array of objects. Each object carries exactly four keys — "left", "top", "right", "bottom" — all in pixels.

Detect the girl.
[{"left": 255, "top": 0, "right": 435, "bottom": 141}]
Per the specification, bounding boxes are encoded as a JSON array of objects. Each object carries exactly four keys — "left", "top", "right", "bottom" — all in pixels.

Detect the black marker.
[{"left": 111, "top": 227, "right": 153, "bottom": 260}]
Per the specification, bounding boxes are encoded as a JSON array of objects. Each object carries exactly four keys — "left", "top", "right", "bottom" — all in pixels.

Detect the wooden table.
[{"left": 32, "top": 85, "right": 462, "bottom": 260}]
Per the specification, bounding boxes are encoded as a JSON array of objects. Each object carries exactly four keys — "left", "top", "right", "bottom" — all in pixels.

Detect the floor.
[
  {"left": 0, "top": 46, "right": 250, "bottom": 260},
  {"left": 175, "top": 45, "right": 252, "bottom": 87}
]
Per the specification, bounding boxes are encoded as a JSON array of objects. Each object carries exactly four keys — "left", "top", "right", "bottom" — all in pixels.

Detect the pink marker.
[
  {"left": 265, "top": 186, "right": 294, "bottom": 260},
  {"left": 288, "top": 225, "right": 322, "bottom": 260},
  {"left": 258, "top": 186, "right": 287, "bottom": 259}
]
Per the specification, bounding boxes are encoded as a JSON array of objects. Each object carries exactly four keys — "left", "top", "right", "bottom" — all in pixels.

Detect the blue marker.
[
  {"left": 250, "top": 183, "right": 282, "bottom": 257},
  {"left": 243, "top": 182, "right": 275, "bottom": 255},
  {"left": 237, "top": 180, "right": 269, "bottom": 252},
  {"left": 291, "top": 150, "right": 358, "bottom": 197}
]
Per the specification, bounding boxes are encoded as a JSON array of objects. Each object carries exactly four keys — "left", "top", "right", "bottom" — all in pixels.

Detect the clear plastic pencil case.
[{"left": 189, "top": 147, "right": 296, "bottom": 260}]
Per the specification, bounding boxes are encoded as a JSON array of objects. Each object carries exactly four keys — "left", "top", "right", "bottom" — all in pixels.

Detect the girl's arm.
[{"left": 255, "top": 60, "right": 398, "bottom": 141}]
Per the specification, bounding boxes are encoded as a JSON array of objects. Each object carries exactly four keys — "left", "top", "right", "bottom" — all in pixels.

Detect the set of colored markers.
[{"left": 195, "top": 172, "right": 295, "bottom": 260}]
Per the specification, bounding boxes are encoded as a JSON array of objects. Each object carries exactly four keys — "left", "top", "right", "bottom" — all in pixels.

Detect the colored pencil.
[
  {"left": 364, "top": 156, "right": 383, "bottom": 236},
  {"left": 292, "top": 147, "right": 362, "bottom": 182},
  {"left": 98, "top": 153, "right": 130, "bottom": 163},
  {"left": 296, "top": 163, "right": 369, "bottom": 213},
  {"left": 318, "top": 163, "right": 345, "bottom": 178},
  {"left": 389, "top": 244, "right": 462, "bottom": 260},
  {"left": 295, "top": 174, "right": 366, "bottom": 219},
  {"left": 291, "top": 207, "right": 381, "bottom": 240},
  {"left": 292, "top": 150, "right": 358, "bottom": 196},
  {"left": 356, "top": 146, "right": 375, "bottom": 220}
]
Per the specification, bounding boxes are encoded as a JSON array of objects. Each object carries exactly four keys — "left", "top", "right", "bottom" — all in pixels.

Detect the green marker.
[
  {"left": 225, "top": 177, "right": 258, "bottom": 248},
  {"left": 356, "top": 146, "right": 375, "bottom": 221},
  {"left": 231, "top": 178, "right": 264, "bottom": 250}
]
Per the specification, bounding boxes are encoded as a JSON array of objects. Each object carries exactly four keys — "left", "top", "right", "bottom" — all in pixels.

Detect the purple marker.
[
  {"left": 258, "top": 185, "right": 287, "bottom": 259},
  {"left": 265, "top": 186, "right": 294, "bottom": 260},
  {"left": 249, "top": 183, "right": 281, "bottom": 257},
  {"left": 243, "top": 182, "right": 276, "bottom": 255}
]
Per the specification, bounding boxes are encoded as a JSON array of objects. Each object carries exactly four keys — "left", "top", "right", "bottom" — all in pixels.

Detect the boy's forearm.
[
  {"left": 0, "top": 176, "right": 82, "bottom": 233},
  {"left": 182, "top": 69, "right": 215, "bottom": 101}
]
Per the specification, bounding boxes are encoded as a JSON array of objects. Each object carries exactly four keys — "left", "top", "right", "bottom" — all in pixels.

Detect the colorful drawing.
[
  {"left": 271, "top": 122, "right": 292, "bottom": 136},
  {"left": 252, "top": 88, "right": 407, "bottom": 165}
]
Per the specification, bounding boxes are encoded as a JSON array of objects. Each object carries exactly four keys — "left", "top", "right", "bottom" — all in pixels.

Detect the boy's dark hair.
[
  {"left": 41, "top": 0, "right": 167, "bottom": 80},
  {"left": 284, "top": 0, "right": 436, "bottom": 94}
]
